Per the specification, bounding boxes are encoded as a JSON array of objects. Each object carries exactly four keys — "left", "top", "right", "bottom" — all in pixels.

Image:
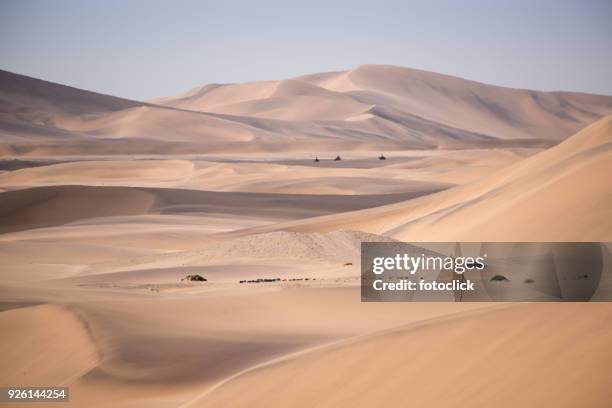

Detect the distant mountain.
[{"left": 2, "top": 65, "right": 612, "bottom": 156}]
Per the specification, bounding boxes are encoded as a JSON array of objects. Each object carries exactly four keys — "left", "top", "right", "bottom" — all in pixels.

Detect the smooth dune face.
[
  {"left": 387, "top": 115, "right": 612, "bottom": 240},
  {"left": 0, "top": 185, "right": 156, "bottom": 234},
  {"left": 269, "top": 115, "right": 612, "bottom": 241},
  {"left": 159, "top": 79, "right": 372, "bottom": 121},
  {"left": 0, "top": 304, "right": 100, "bottom": 387},
  {"left": 160, "top": 64, "right": 612, "bottom": 141},
  {"left": 195, "top": 303, "right": 612, "bottom": 408},
  {"left": 1, "top": 66, "right": 612, "bottom": 407},
  {"left": 0, "top": 185, "right": 445, "bottom": 235}
]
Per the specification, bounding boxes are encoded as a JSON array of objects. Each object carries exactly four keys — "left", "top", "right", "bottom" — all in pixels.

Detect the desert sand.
[
  {"left": 3, "top": 65, "right": 612, "bottom": 156},
  {"left": 259, "top": 115, "right": 612, "bottom": 241},
  {"left": 193, "top": 303, "right": 612, "bottom": 408},
  {"left": 1, "top": 67, "right": 612, "bottom": 407}
]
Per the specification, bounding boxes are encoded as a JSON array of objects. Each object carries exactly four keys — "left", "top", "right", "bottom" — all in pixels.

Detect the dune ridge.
[
  {"left": 160, "top": 64, "right": 612, "bottom": 141},
  {"left": 248, "top": 115, "right": 612, "bottom": 241},
  {"left": 0, "top": 185, "right": 441, "bottom": 234},
  {"left": 196, "top": 302, "right": 612, "bottom": 408},
  {"left": 3, "top": 65, "right": 612, "bottom": 155}
]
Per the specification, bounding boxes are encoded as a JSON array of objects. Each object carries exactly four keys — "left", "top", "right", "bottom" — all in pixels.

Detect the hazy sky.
[{"left": 1, "top": 0, "right": 610, "bottom": 100}]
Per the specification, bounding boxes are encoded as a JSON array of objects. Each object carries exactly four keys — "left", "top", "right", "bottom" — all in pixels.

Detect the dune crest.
[
  {"left": 162, "top": 63, "right": 612, "bottom": 141},
  {"left": 266, "top": 115, "right": 612, "bottom": 241},
  {"left": 196, "top": 303, "right": 612, "bottom": 408},
  {"left": 386, "top": 115, "right": 612, "bottom": 241},
  {"left": 3, "top": 66, "right": 612, "bottom": 155}
]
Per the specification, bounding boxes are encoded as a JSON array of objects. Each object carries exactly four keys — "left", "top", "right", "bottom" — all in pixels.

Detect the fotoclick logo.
[{"left": 361, "top": 242, "right": 612, "bottom": 302}]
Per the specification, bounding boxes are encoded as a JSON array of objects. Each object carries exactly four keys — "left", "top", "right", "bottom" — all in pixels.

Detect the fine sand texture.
[
  {"left": 192, "top": 302, "right": 612, "bottom": 408},
  {"left": 1, "top": 67, "right": 612, "bottom": 407}
]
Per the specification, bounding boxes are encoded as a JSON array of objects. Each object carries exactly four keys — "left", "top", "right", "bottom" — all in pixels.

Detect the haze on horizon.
[{"left": 1, "top": 0, "right": 611, "bottom": 101}]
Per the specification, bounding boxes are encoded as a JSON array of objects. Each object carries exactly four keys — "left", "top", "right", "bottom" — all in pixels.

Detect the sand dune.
[
  {"left": 2, "top": 65, "right": 611, "bottom": 408},
  {"left": 0, "top": 70, "right": 266, "bottom": 154},
  {"left": 150, "top": 80, "right": 280, "bottom": 110},
  {"left": 53, "top": 104, "right": 269, "bottom": 144},
  {"left": 195, "top": 303, "right": 612, "bottom": 408},
  {"left": 387, "top": 114, "right": 612, "bottom": 240},
  {"left": 0, "top": 70, "right": 140, "bottom": 122},
  {"left": 3, "top": 65, "right": 612, "bottom": 155},
  {"left": 165, "top": 79, "right": 371, "bottom": 121},
  {"left": 0, "top": 69, "right": 142, "bottom": 143},
  {"left": 0, "top": 185, "right": 155, "bottom": 234},
  {"left": 0, "top": 304, "right": 100, "bottom": 386},
  {"left": 160, "top": 64, "right": 612, "bottom": 142},
  {"left": 0, "top": 285, "right": 488, "bottom": 407},
  {"left": 160, "top": 79, "right": 371, "bottom": 121},
  {"left": 302, "top": 65, "right": 612, "bottom": 140},
  {"left": 0, "top": 159, "right": 195, "bottom": 188},
  {"left": 267, "top": 115, "right": 612, "bottom": 241},
  {"left": 0, "top": 156, "right": 462, "bottom": 195},
  {"left": 0, "top": 185, "right": 438, "bottom": 234}
]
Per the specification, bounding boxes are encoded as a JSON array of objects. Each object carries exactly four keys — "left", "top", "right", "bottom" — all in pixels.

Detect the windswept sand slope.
[
  {"left": 276, "top": 115, "right": 612, "bottom": 241},
  {"left": 195, "top": 303, "right": 612, "bottom": 408},
  {"left": 0, "top": 304, "right": 100, "bottom": 387},
  {"left": 0, "top": 185, "right": 435, "bottom": 234},
  {"left": 161, "top": 79, "right": 372, "bottom": 121},
  {"left": 0, "top": 186, "right": 156, "bottom": 234},
  {"left": 302, "top": 65, "right": 612, "bottom": 140},
  {"left": 159, "top": 64, "right": 612, "bottom": 142},
  {"left": 387, "top": 114, "right": 612, "bottom": 240},
  {"left": 0, "top": 70, "right": 267, "bottom": 153},
  {"left": 0, "top": 287, "right": 489, "bottom": 407}
]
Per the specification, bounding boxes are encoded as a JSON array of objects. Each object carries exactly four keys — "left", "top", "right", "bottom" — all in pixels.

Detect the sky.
[{"left": 1, "top": 0, "right": 611, "bottom": 100}]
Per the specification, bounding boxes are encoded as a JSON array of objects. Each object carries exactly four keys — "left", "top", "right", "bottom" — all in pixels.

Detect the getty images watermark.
[{"left": 361, "top": 242, "right": 612, "bottom": 302}]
